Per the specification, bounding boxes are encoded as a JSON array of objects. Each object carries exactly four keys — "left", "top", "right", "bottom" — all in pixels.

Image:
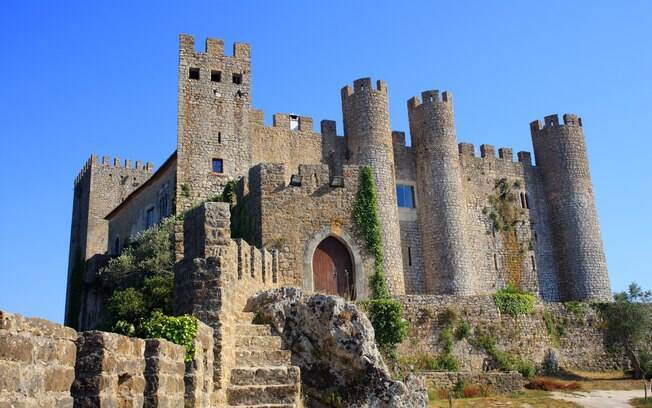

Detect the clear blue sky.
[{"left": 1, "top": 1, "right": 650, "bottom": 323}]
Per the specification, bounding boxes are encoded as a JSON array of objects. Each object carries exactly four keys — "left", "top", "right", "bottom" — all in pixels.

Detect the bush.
[
  {"left": 493, "top": 285, "right": 535, "bottom": 316},
  {"left": 140, "top": 311, "right": 198, "bottom": 362},
  {"left": 107, "top": 288, "right": 146, "bottom": 323},
  {"left": 435, "top": 354, "right": 459, "bottom": 371},
  {"left": 367, "top": 299, "right": 408, "bottom": 354},
  {"left": 455, "top": 321, "right": 471, "bottom": 340}
]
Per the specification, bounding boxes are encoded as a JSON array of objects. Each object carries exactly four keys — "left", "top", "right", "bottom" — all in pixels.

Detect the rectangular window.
[
  {"left": 396, "top": 184, "right": 415, "bottom": 208},
  {"left": 211, "top": 70, "right": 221, "bottom": 82},
  {"left": 189, "top": 67, "right": 200, "bottom": 80},
  {"left": 212, "top": 158, "right": 224, "bottom": 173},
  {"left": 146, "top": 207, "right": 155, "bottom": 228},
  {"left": 407, "top": 247, "right": 412, "bottom": 266},
  {"left": 232, "top": 73, "right": 242, "bottom": 84},
  {"left": 158, "top": 194, "right": 168, "bottom": 219}
]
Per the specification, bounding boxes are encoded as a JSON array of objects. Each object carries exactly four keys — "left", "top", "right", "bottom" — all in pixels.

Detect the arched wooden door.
[{"left": 312, "top": 237, "right": 355, "bottom": 299}]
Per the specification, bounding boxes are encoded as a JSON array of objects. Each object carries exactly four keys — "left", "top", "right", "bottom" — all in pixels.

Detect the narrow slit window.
[
  {"left": 211, "top": 70, "right": 221, "bottom": 82},
  {"left": 114, "top": 237, "right": 120, "bottom": 255},
  {"left": 525, "top": 193, "right": 531, "bottom": 209},
  {"left": 493, "top": 254, "right": 498, "bottom": 270},
  {"left": 232, "top": 73, "right": 242, "bottom": 84},
  {"left": 212, "top": 158, "right": 224, "bottom": 173},
  {"left": 520, "top": 192, "right": 526, "bottom": 209},
  {"left": 189, "top": 67, "right": 200, "bottom": 80},
  {"left": 218, "top": 132, "right": 222, "bottom": 144},
  {"left": 407, "top": 247, "right": 412, "bottom": 266},
  {"left": 531, "top": 256, "right": 536, "bottom": 271}
]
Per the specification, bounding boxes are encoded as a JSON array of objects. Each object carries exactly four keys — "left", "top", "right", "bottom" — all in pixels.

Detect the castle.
[{"left": 65, "top": 34, "right": 612, "bottom": 330}]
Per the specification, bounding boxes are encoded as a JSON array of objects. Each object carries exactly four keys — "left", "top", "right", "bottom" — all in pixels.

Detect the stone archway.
[
  {"left": 303, "top": 228, "right": 367, "bottom": 299},
  {"left": 313, "top": 237, "right": 354, "bottom": 299}
]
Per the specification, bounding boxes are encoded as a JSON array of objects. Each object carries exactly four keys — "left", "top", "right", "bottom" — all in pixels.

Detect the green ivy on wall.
[{"left": 353, "top": 166, "right": 407, "bottom": 355}]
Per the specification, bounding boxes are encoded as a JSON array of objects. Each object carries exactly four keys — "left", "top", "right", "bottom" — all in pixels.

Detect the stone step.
[
  {"left": 235, "top": 349, "right": 291, "bottom": 367},
  {"left": 227, "top": 384, "right": 299, "bottom": 406},
  {"left": 236, "top": 324, "right": 271, "bottom": 337},
  {"left": 235, "top": 311, "right": 255, "bottom": 323},
  {"left": 230, "top": 366, "right": 300, "bottom": 386},
  {"left": 235, "top": 335, "right": 282, "bottom": 349}
]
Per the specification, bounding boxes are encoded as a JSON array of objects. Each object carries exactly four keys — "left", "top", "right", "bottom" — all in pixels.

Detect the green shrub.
[
  {"left": 107, "top": 288, "right": 146, "bottom": 323},
  {"left": 353, "top": 166, "right": 407, "bottom": 354},
  {"left": 493, "top": 285, "right": 535, "bottom": 316},
  {"left": 367, "top": 299, "right": 408, "bottom": 355},
  {"left": 440, "top": 327, "right": 454, "bottom": 354},
  {"left": 435, "top": 354, "right": 459, "bottom": 371},
  {"left": 564, "top": 300, "right": 587, "bottom": 315},
  {"left": 455, "top": 321, "right": 471, "bottom": 340},
  {"left": 140, "top": 311, "right": 198, "bottom": 362},
  {"left": 472, "top": 331, "right": 535, "bottom": 378}
]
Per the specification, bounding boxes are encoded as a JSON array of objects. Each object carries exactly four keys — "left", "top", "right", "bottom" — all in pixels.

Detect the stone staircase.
[{"left": 227, "top": 312, "right": 301, "bottom": 407}]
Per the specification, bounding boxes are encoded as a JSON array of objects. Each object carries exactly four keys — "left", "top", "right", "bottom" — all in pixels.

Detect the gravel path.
[{"left": 550, "top": 389, "right": 645, "bottom": 408}]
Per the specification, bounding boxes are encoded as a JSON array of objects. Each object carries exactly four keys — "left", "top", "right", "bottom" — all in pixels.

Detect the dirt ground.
[{"left": 428, "top": 370, "right": 649, "bottom": 408}]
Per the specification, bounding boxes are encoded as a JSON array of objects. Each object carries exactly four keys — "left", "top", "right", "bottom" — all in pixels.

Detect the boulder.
[{"left": 244, "top": 287, "right": 427, "bottom": 407}]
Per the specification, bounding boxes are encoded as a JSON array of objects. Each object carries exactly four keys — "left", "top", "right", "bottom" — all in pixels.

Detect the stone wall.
[
  {"left": 397, "top": 296, "right": 625, "bottom": 373},
  {"left": 251, "top": 112, "right": 324, "bottom": 173},
  {"left": 174, "top": 201, "right": 281, "bottom": 402},
  {"left": 0, "top": 309, "right": 211, "bottom": 407},
  {"left": 0, "top": 310, "right": 77, "bottom": 407},
  {"left": 458, "top": 144, "right": 550, "bottom": 298},
  {"left": 250, "top": 163, "right": 375, "bottom": 299},
  {"left": 422, "top": 371, "right": 524, "bottom": 395}
]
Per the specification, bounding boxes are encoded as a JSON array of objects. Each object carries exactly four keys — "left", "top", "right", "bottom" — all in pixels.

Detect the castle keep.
[{"left": 65, "top": 34, "right": 612, "bottom": 330}]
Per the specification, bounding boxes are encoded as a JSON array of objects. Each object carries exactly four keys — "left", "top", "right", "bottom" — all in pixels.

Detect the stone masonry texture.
[{"left": 67, "top": 33, "right": 614, "bottom": 331}]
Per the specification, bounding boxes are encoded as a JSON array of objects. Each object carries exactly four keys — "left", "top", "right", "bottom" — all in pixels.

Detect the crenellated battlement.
[
  {"left": 530, "top": 113, "right": 583, "bottom": 136},
  {"left": 179, "top": 34, "right": 250, "bottom": 60},
  {"left": 457, "top": 143, "right": 532, "bottom": 165},
  {"left": 74, "top": 154, "right": 154, "bottom": 185},
  {"left": 392, "top": 131, "right": 406, "bottom": 146},
  {"left": 341, "top": 78, "right": 387, "bottom": 99},
  {"left": 407, "top": 90, "right": 453, "bottom": 112},
  {"left": 272, "top": 113, "right": 314, "bottom": 132}
]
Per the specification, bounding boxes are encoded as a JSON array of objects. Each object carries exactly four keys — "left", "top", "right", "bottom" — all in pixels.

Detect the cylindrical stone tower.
[
  {"left": 407, "top": 90, "right": 474, "bottom": 295},
  {"left": 341, "top": 78, "right": 405, "bottom": 295},
  {"left": 531, "top": 114, "right": 611, "bottom": 301}
]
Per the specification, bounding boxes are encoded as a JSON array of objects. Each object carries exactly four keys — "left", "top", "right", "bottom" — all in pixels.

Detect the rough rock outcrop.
[{"left": 244, "top": 287, "right": 427, "bottom": 407}]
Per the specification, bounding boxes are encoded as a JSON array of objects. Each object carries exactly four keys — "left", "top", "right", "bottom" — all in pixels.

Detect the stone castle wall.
[
  {"left": 457, "top": 144, "right": 554, "bottom": 298},
  {"left": 0, "top": 310, "right": 214, "bottom": 407},
  {"left": 397, "top": 295, "right": 627, "bottom": 373}
]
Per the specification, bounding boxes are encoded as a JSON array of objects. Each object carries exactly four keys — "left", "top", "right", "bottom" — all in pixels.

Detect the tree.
[{"left": 603, "top": 282, "right": 652, "bottom": 379}]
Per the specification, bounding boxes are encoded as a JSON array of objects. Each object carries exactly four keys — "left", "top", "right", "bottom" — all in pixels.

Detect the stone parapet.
[
  {"left": 0, "top": 310, "right": 77, "bottom": 407},
  {"left": 423, "top": 371, "right": 524, "bottom": 395}
]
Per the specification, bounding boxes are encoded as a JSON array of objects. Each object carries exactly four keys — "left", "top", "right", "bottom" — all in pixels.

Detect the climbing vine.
[
  {"left": 483, "top": 178, "right": 529, "bottom": 289},
  {"left": 353, "top": 166, "right": 407, "bottom": 355}
]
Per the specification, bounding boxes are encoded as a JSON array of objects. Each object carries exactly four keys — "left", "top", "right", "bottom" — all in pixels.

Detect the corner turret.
[{"left": 531, "top": 113, "right": 611, "bottom": 301}]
